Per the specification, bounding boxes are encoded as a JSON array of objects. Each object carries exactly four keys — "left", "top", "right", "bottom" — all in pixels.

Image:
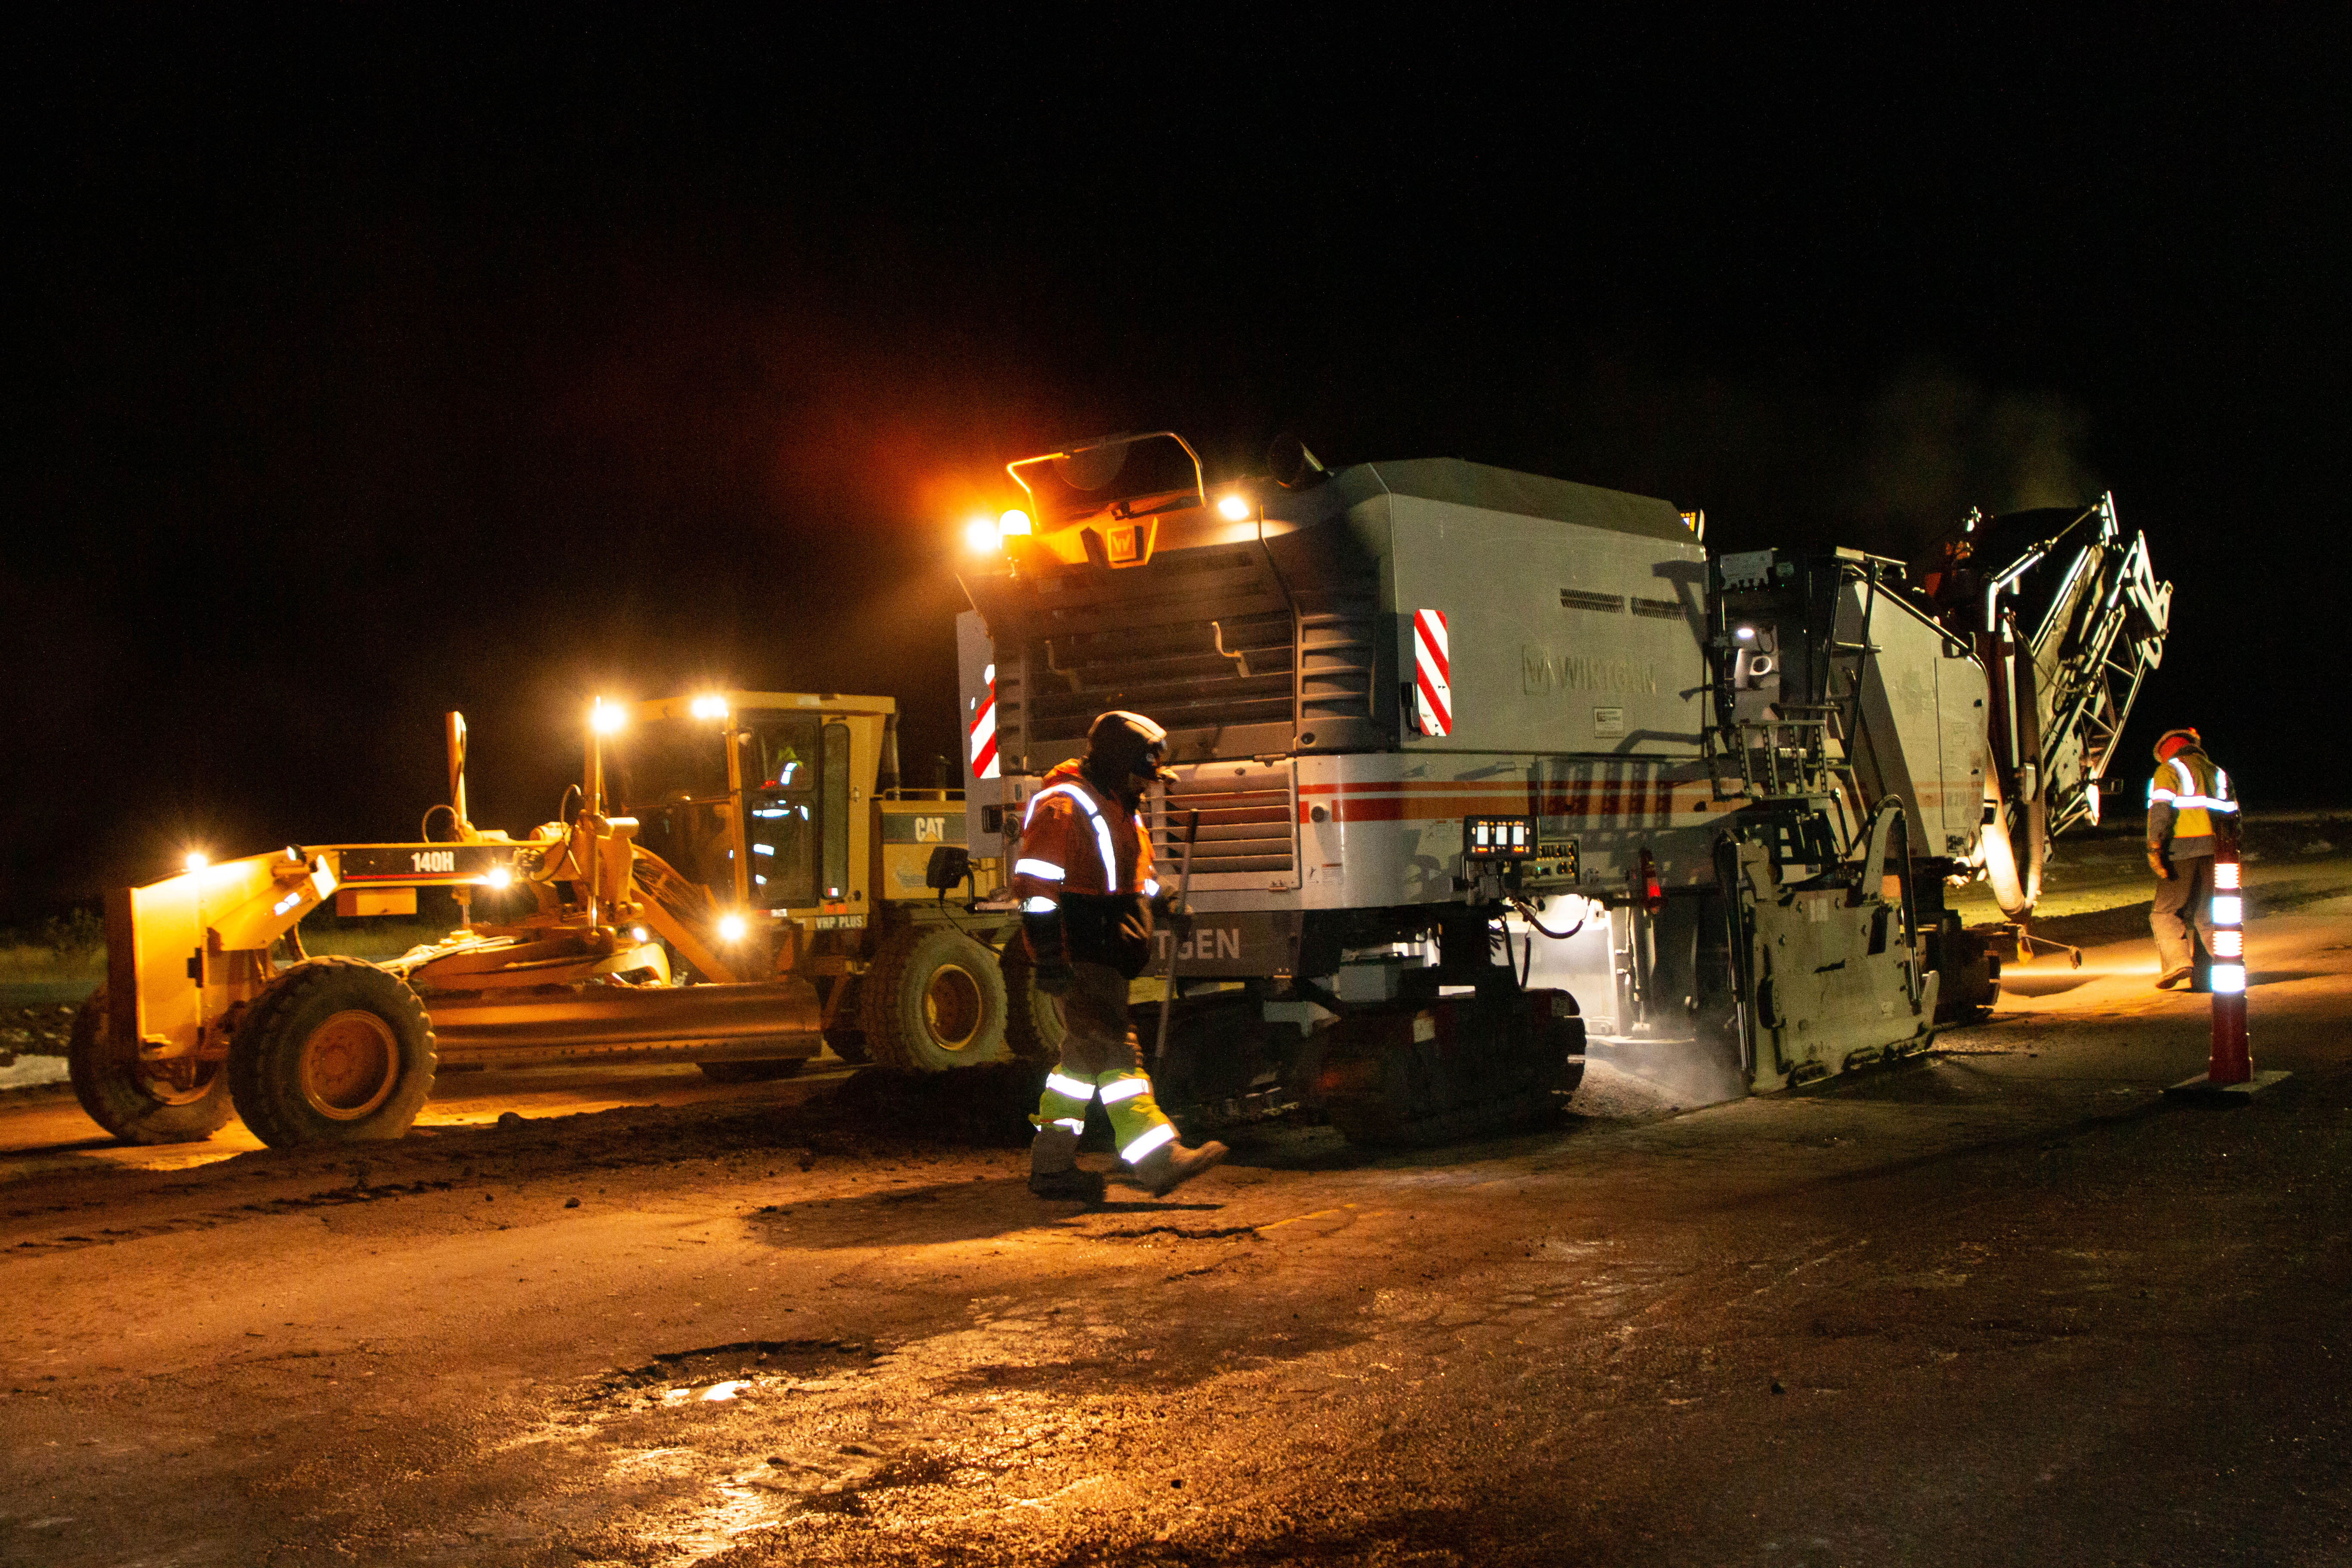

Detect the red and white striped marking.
[
  {"left": 968, "top": 663, "right": 1000, "bottom": 779},
  {"left": 1412, "top": 609, "right": 1451, "bottom": 736}
]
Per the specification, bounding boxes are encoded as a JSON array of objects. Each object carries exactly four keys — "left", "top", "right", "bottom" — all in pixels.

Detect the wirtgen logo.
[
  {"left": 1153, "top": 928, "right": 1244, "bottom": 961},
  {"left": 1522, "top": 646, "right": 1659, "bottom": 696}
]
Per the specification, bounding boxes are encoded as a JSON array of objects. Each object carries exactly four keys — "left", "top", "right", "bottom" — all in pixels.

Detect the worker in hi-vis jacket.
[
  {"left": 1009, "top": 711, "right": 1228, "bottom": 1201},
  {"left": 2147, "top": 726, "right": 2239, "bottom": 990}
]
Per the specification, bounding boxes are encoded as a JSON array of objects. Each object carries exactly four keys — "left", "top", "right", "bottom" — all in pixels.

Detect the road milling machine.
[
  {"left": 954, "top": 433, "right": 2169, "bottom": 1143},
  {"left": 73, "top": 692, "right": 1054, "bottom": 1148}
]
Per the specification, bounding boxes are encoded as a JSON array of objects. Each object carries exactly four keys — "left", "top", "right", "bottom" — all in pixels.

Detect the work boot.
[
  {"left": 2156, "top": 965, "right": 2193, "bottom": 990},
  {"left": 1028, "top": 1125, "right": 1104, "bottom": 1203},
  {"left": 1129, "top": 1137, "right": 1228, "bottom": 1198}
]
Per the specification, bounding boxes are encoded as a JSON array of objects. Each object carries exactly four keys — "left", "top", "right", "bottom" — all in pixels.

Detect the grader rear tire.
[
  {"left": 227, "top": 959, "right": 436, "bottom": 1148},
  {"left": 858, "top": 925, "right": 1010, "bottom": 1073},
  {"left": 67, "top": 986, "right": 235, "bottom": 1145}
]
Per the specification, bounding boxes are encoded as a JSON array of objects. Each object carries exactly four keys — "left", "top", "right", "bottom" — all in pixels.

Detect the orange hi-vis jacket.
[{"left": 1009, "top": 759, "right": 1160, "bottom": 911}]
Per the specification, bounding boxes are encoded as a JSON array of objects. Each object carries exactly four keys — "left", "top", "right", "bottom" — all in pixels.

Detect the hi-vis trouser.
[
  {"left": 2151, "top": 853, "right": 2217, "bottom": 976},
  {"left": 1030, "top": 962, "right": 1179, "bottom": 1168}
]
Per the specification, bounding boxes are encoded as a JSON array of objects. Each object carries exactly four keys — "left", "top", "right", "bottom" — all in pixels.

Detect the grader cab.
[{"left": 71, "top": 692, "right": 1057, "bottom": 1149}]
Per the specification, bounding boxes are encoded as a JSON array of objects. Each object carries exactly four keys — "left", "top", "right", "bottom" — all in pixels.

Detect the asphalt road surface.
[{"left": 3, "top": 836, "right": 2347, "bottom": 1566}]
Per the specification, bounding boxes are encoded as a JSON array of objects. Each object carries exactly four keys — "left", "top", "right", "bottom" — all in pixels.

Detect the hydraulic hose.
[{"left": 1510, "top": 895, "right": 1587, "bottom": 941}]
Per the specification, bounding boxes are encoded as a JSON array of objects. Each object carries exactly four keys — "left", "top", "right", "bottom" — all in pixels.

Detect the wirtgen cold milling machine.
[{"left": 955, "top": 433, "right": 2169, "bottom": 1143}]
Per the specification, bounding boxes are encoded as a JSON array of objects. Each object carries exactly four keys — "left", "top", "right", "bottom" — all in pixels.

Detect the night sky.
[{"left": 8, "top": 13, "right": 2343, "bottom": 919}]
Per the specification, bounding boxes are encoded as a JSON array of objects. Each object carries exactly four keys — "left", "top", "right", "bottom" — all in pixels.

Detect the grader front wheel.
[
  {"left": 228, "top": 959, "right": 437, "bottom": 1147},
  {"left": 67, "top": 986, "right": 236, "bottom": 1145}
]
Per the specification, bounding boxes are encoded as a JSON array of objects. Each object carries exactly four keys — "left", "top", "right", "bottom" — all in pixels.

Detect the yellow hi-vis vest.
[{"left": 2147, "top": 748, "right": 2236, "bottom": 842}]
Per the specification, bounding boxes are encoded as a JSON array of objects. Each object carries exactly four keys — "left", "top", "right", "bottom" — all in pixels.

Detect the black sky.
[{"left": 7, "top": 12, "right": 2344, "bottom": 917}]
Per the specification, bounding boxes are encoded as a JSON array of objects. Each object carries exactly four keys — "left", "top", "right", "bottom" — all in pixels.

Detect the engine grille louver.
[
  {"left": 1152, "top": 764, "right": 1298, "bottom": 879},
  {"left": 1023, "top": 610, "right": 1295, "bottom": 744},
  {"left": 1010, "top": 551, "right": 1378, "bottom": 752},
  {"left": 1297, "top": 589, "right": 1378, "bottom": 735}
]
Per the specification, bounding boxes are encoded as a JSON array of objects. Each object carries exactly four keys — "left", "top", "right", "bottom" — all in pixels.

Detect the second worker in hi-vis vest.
[
  {"left": 1011, "top": 711, "right": 1228, "bottom": 1202},
  {"left": 2147, "top": 725, "right": 2240, "bottom": 990}
]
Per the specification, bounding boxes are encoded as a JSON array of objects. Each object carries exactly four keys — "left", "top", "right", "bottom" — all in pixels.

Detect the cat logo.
[{"left": 913, "top": 816, "right": 946, "bottom": 843}]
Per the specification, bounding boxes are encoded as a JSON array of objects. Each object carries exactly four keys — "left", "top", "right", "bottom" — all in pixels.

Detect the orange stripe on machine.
[{"left": 1301, "top": 786, "right": 1719, "bottom": 824}]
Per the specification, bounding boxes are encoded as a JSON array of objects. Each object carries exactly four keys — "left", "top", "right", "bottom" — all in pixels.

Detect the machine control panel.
[
  {"left": 1463, "top": 814, "right": 1535, "bottom": 858},
  {"left": 1458, "top": 817, "right": 1581, "bottom": 899}
]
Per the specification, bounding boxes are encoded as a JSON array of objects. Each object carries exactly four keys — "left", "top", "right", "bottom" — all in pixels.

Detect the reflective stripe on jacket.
[
  {"left": 1008, "top": 760, "right": 1159, "bottom": 911},
  {"left": 2147, "top": 747, "right": 2236, "bottom": 849}
]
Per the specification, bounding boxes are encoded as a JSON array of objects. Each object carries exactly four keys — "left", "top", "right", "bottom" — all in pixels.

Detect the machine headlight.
[
  {"left": 1217, "top": 493, "right": 1252, "bottom": 522},
  {"left": 998, "top": 508, "right": 1033, "bottom": 538},
  {"left": 718, "top": 913, "right": 748, "bottom": 942},
  {"left": 591, "top": 699, "right": 626, "bottom": 734},
  {"left": 964, "top": 517, "right": 1001, "bottom": 554},
  {"left": 689, "top": 694, "right": 729, "bottom": 721}
]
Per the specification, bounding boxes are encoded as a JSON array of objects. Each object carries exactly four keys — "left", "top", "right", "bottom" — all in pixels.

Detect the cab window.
[
  {"left": 610, "top": 717, "right": 734, "bottom": 892},
  {"left": 743, "top": 714, "right": 822, "bottom": 908}
]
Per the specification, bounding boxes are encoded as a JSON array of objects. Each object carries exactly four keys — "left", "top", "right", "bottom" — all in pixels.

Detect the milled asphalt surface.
[{"left": 2, "top": 834, "right": 2346, "bottom": 1566}]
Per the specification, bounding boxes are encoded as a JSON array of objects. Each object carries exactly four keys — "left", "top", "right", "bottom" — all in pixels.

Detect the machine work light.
[
  {"left": 690, "top": 694, "right": 729, "bottom": 721},
  {"left": 718, "top": 913, "right": 748, "bottom": 943},
  {"left": 1217, "top": 493, "right": 1252, "bottom": 521},
  {"left": 998, "top": 508, "right": 1033, "bottom": 537}
]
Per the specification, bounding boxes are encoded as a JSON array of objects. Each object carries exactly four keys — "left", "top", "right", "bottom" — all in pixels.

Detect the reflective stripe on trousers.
[
  {"left": 1026, "top": 961, "right": 1175, "bottom": 1159},
  {"left": 1028, "top": 1066, "right": 1176, "bottom": 1165}
]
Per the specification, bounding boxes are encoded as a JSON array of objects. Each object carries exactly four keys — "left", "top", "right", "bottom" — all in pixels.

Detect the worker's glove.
[
  {"left": 2147, "top": 849, "right": 2171, "bottom": 881},
  {"left": 1148, "top": 887, "right": 1194, "bottom": 936}
]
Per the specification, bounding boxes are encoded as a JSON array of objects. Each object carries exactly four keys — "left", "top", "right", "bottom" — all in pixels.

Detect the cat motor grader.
[{"left": 70, "top": 692, "right": 1058, "bottom": 1148}]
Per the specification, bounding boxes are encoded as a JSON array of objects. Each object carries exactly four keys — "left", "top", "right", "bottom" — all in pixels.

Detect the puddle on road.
[
  {"left": 509, "top": 1312, "right": 1164, "bottom": 1560},
  {"left": 567, "top": 1338, "right": 876, "bottom": 1420},
  {"left": 485, "top": 1300, "right": 1367, "bottom": 1564}
]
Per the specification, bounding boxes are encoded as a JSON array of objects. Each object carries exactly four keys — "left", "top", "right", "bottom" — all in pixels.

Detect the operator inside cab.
[{"left": 1010, "top": 711, "right": 1226, "bottom": 1202}]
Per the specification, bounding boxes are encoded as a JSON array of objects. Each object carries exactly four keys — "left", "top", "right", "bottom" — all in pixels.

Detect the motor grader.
[{"left": 71, "top": 692, "right": 1059, "bottom": 1148}]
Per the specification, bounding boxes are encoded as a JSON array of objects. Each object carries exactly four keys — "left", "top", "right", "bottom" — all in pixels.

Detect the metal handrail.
[{"left": 1006, "top": 432, "right": 1208, "bottom": 518}]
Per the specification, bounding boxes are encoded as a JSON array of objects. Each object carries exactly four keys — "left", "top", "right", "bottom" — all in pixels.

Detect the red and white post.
[
  {"left": 2168, "top": 835, "right": 2285, "bottom": 1099},
  {"left": 2205, "top": 842, "right": 2249, "bottom": 1084}
]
